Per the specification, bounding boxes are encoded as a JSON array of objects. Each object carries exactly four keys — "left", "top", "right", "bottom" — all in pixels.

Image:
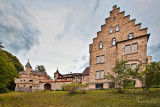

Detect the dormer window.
[
  {"left": 112, "top": 38, "right": 116, "bottom": 45},
  {"left": 99, "top": 41, "right": 103, "bottom": 49},
  {"left": 110, "top": 27, "right": 113, "bottom": 33},
  {"left": 129, "top": 33, "right": 133, "bottom": 39},
  {"left": 116, "top": 25, "right": 119, "bottom": 32}
]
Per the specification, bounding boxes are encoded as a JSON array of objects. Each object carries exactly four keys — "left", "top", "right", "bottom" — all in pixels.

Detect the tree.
[
  {"left": 2, "top": 50, "right": 24, "bottom": 72},
  {"left": 0, "top": 42, "right": 4, "bottom": 48},
  {"left": 35, "top": 65, "right": 46, "bottom": 72},
  {"left": 129, "top": 62, "right": 160, "bottom": 91},
  {"left": 0, "top": 51, "right": 18, "bottom": 93},
  {"left": 104, "top": 59, "right": 131, "bottom": 92}
]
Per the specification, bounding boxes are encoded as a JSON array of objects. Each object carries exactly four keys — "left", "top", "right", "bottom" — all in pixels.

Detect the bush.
[{"left": 62, "top": 83, "right": 88, "bottom": 94}]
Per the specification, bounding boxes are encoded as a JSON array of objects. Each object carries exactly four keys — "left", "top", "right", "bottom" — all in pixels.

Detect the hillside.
[{"left": 0, "top": 89, "right": 160, "bottom": 107}]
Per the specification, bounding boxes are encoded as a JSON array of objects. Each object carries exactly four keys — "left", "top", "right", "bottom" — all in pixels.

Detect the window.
[
  {"left": 101, "top": 55, "right": 105, "bottom": 63},
  {"left": 109, "top": 82, "right": 115, "bottom": 89},
  {"left": 96, "top": 71, "right": 104, "bottom": 79},
  {"left": 100, "top": 71, "right": 104, "bottom": 78},
  {"left": 110, "top": 27, "right": 113, "bottom": 33},
  {"left": 30, "top": 86, "right": 32, "bottom": 89},
  {"left": 99, "top": 41, "right": 103, "bottom": 49},
  {"left": 24, "top": 85, "right": 25, "bottom": 87},
  {"left": 112, "top": 38, "right": 116, "bottom": 45},
  {"left": 116, "top": 25, "right": 119, "bottom": 31},
  {"left": 125, "top": 45, "right": 130, "bottom": 54},
  {"left": 23, "top": 79, "right": 25, "bottom": 82},
  {"left": 132, "top": 43, "right": 138, "bottom": 53},
  {"left": 83, "top": 76, "right": 86, "bottom": 80},
  {"left": 129, "top": 33, "right": 133, "bottom": 39},
  {"left": 96, "top": 55, "right": 105, "bottom": 64},
  {"left": 20, "top": 80, "right": 22, "bottom": 82},
  {"left": 29, "top": 80, "right": 33, "bottom": 82},
  {"left": 131, "top": 63, "right": 137, "bottom": 69},
  {"left": 96, "top": 56, "right": 100, "bottom": 64},
  {"left": 96, "top": 83, "right": 103, "bottom": 89},
  {"left": 96, "top": 71, "right": 100, "bottom": 79}
]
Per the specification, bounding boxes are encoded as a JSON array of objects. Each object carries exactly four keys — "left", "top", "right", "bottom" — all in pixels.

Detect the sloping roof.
[
  {"left": 82, "top": 67, "right": 89, "bottom": 75},
  {"left": 25, "top": 61, "right": 32, "bottom": 68}
]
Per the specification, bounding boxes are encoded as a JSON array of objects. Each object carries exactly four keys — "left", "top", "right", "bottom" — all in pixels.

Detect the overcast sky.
[{"left": 0, "top": 0, "right": 160, "bottom": 77}]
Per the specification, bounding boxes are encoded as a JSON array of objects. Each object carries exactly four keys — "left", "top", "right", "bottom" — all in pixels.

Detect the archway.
[{"left": 44, "top": 83, "right": 51, "bottom": 90}]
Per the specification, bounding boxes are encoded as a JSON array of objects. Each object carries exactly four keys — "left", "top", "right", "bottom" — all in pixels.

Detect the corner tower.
[{"left": 25, "top": 61, "right": 32, "bottom": 73}]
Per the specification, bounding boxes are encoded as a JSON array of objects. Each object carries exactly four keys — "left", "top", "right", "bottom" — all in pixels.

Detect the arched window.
[
  {"left": 112, "top": 38, "right": 116, "bottom": 45},
  {"left": 128, "top": 33, "right": 133, "bottom": 39},
  {"left": 116, "top": 25, "right": 119, "bottom": 32},
  {"left": 110, "top": 27, "right": 113, "bottom": 33},
  {"left": 99, "top": 41, "right": 103, "bottom": 49}
]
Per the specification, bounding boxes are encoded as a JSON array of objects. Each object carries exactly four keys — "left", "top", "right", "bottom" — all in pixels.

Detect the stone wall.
[{"left": 89, "top": 5, "right": 150, "bottom": 89}]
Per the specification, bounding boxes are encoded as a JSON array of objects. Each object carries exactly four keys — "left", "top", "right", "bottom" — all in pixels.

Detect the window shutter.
[
  {"left": 131, "top": 63, "right": 137, "bottom": 69},
  {"left": 96, "top": 56, "right": 100, "bottom": 63},
  {"left": 100, "top": 71, "right": 104, "bottom": 78},
  {"left": 101, "top": 55, "right": 105, "bottom": 63},
  {"left": 132, "top": 43, "right": 137, "bottom": 53},
  {"left": 125, "top": 45, "right": 130, "bottom": 54},
  {"left": 96, "top": 71, "right": 100, "bottom": 79}
]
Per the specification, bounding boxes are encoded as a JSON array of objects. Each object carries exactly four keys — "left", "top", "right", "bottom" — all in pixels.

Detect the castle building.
[
  {"left": 15, "top": 5, "right": 152, "bottom": 91},
  {"left": 88, "top": 5, "right": 151, "bottom": 89},
  {"left": 15, "top": 62, "right": 89, "bottom": 92},
  {"left": 14, "top": 61, "right": 52, "bottom": 92}
]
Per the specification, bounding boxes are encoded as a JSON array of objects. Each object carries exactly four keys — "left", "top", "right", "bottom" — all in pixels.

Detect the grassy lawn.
[{"left": 0, "top": 88, "right": 160, "bottom": 107}]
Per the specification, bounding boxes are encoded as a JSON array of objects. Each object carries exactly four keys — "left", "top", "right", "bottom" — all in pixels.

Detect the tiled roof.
[{"left": 82, "top": 67, "right": 89, "bottom": 75}]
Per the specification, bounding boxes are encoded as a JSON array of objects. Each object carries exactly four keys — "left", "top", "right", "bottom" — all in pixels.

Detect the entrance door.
[{"left": 44, "top": 83, "right": 51, "bottom": 90}]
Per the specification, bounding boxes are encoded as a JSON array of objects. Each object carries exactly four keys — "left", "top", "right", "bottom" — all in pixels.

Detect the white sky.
[{"left": 1, "top": 0, "right": 160, "bottom": 78}]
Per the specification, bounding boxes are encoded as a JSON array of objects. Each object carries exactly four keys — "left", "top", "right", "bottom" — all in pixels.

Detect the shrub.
[{"left": 62, "top": 83, "right": 88, "bottom": 94}]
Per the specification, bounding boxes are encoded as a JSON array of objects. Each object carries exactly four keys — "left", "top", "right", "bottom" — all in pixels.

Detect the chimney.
[{"left": 113, "top": 5, "right": 117, "bottom": 10}]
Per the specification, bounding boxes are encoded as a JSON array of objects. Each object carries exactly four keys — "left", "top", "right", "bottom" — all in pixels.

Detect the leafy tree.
[
  {"left": 36, "top": 65, "right": 46, "bottom": 72},
  {"left": 104, "top": 59, "right": 131, "bottom": 93},
  {"left": 0, "top": 42, "right": 4, "bottom": 48},
  {"left": 129, "top": 62, "right": 160, "bottom": 91},
  {"left": 2, "top": 50, "right": 24, "bottom": 72},
  {"left": 0, "top": 51, "right": 18, "bottom": 93}
]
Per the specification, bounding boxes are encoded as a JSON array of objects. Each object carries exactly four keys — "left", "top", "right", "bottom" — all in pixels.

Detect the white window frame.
[
  {"left": 125, "top": 45, "right": 130, "bottom": 54},
  {"left": 131, "top": 63, "right": 137, "bottom": 69},
  {"left": 100, "top": 71, "right": 104, "bottom": 79},
  {"left": 116, "top": 25, "right": 119, "bottom": 32},
  {"left": 96, "top": 71, "right": 100, "bottom": 79},
  {"left": 112, "top": 38, "right": 116, "bottom": 45},
  {"left": 96, "top": 56, "right": 100, "bottom": 64},
  {"left": 129, "top": 33, "right": 133, "bottom": 39},
  {"left": 101, "top": 55, "right": 105, "bottom": 63},
  {"left": 110, "top": 27, "right": 113, "bottom": 33},
  {"left": 99, "top": 42, "right": 103, "bottom": 49},
  {"left": 132, "top": 43, "right": 138, "bottom": 53},
  {"left": 83, "top": 76, "right": 86, "bottom": 80}
]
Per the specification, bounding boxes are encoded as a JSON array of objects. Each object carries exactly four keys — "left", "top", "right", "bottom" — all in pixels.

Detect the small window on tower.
[
  {"left": 129, "top": 33, "right": 133, "bottom": 39},
  {"left": 99, "top": 41, "right": 103, "bottom": 49},
  {"left": 110, "top": 27, "right": 113, "bottom": 33},
  {"left": 116, "top": 25, "right": 119, "bottom": 32},
  {"left": 112, "top": 38, "right": 116, "bottom": 45}
]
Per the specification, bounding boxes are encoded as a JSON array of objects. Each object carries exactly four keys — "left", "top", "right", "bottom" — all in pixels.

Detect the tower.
[
  {"left": 54, "top": 68, "right": 60, "bottom": 81},
  {"left": 25, "top": 61, "right": 32, "bottom": 73}
]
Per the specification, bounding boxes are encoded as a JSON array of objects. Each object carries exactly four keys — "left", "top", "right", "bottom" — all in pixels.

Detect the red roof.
[{"left": 40, "top": 80, "right": 72, "bottom": 83}]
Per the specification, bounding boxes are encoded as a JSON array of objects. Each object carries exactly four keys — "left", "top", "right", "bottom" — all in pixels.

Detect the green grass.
[{"left": 0, "top": 89, "right": 160, "bottom": 107}]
